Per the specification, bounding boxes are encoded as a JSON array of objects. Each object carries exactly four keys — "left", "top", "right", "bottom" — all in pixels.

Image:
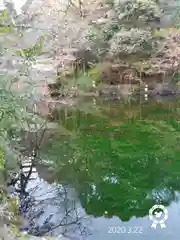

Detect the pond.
[
  {"left": 30, "top": 95, "right": 179, "bottom": 240},
  {"left": 10, "top": 95, "right": 180, "bottom": 240}
]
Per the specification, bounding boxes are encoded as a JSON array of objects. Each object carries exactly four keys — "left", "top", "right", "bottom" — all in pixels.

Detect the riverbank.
[
  {"left": 46, "top": 28, "right": 180, "bottom": 108},
  {"left": 1, "top": 0, "right": 180, "bottom": 119}
]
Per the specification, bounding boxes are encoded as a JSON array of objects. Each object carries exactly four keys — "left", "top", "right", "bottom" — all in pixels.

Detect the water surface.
[{"left": 34, "top": 96, "right": 180, "bottom": 239}]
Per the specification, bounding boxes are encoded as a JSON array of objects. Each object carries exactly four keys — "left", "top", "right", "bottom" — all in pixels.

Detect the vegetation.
[
  {"left": 47, "top": 0, "right": 180, "bottom": 94},
  {"left": 65, "top": 0, "right": 178, "bottom": 86},
  {"left": 0, "top": 7, "right": 47, "bottom": 235},
  {"left": 51, "top": 0, "right": 180, "bottom": 92},
  {"left": 85, "top": 0, "right": 162, "bottom": 57},
  {"left": 0, "top": 7, "right": 47, "bottom": 153}
]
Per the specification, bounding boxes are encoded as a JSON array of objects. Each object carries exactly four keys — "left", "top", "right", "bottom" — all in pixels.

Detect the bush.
[
  {"left": 109, "top": 28, "right": 155, "bottom": 56},
  {"left": 114, "top": 0, "right": 161, "bottom": 25},
  {"left": 84, "top": 26, "right": 108, "bottom": 56},
  {"left": 85, "top": 0, "right": 163, "bottom": 60}
]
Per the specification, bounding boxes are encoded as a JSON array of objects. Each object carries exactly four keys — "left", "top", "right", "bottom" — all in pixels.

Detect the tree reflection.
[
  {"left": 44, "top": 100, "right": 180, "bottom": 222},
  {"left": 24, "top": 182, "right": 91, "bottom": 239},
  {"left": 7, "top": 125, "right": 91, "bottom": 240}
]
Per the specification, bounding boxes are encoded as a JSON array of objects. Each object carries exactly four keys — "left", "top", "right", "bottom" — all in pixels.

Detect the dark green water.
[{"left": 42, "top": 96, "right": 180, "bottom": 240}]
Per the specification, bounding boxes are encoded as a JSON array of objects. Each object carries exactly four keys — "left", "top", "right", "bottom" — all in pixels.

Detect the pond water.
[
  {"left": 30, "top": 96, "right": 180, "bottom": 240},
  {"left": 8, "top": 95, "right": 180, "bottom": 239}
]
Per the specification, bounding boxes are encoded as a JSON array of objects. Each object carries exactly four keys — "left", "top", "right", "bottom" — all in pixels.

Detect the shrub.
[
  {"left": 85, "top": 0, "right": 163, "bottom": 59},
  {"left": 109, "top": 28, "right": 155, "bottom": 56},
  {"left": 114, "top": 0, "right": 161, "bottom": 26}
]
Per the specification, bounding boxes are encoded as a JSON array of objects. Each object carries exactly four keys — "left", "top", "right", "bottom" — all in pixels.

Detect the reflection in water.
[
  {"left": 7, "top": 131, "right": 91, "bottom": 239},
  {"left": 16, "top": 170, "right": 91, "bottom": 239},
  {"left": 9, "top": 96, "right": 180, "bottom": 240},
  {"left": 38, "top": 97, "right": 180, "bottom": 239}
]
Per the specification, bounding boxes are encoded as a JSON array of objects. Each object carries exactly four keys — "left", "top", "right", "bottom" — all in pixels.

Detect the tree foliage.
[
  {"left": 85, "top": 0, "right": 163, "bottom": 58},
  {"left": 114, "top": 0, "right": 161, "bottom": 25},
  {"left": 109, "top": 28, "right": 154, "bottom": 56},
  {"left": 0, "top": 5, "right": 48, "bottom": 182}
]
